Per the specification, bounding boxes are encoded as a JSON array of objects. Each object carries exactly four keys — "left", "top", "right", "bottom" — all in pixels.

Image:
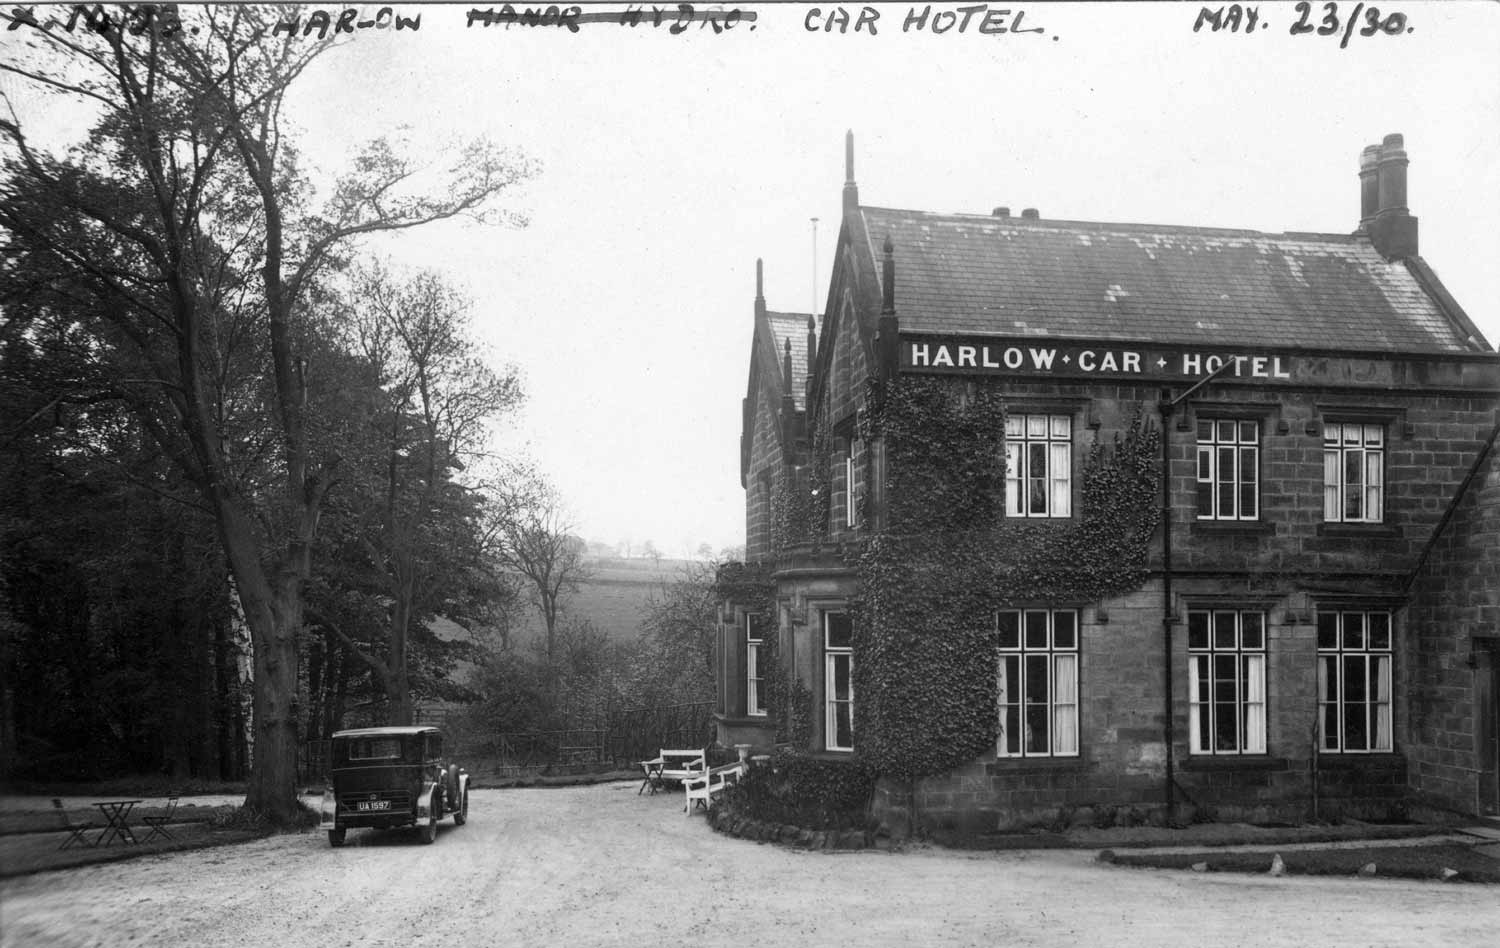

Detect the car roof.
[{"left": 331, "top": 726, "right": 443, "bottom": 739}]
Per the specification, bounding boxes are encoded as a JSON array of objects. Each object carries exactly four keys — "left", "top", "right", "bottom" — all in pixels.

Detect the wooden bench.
[
  {"left": 683, "top": 761, "right": 745, "bottom": 814},
  {"left": 638, "top": 748, "right": 707, "bottom": 795}
]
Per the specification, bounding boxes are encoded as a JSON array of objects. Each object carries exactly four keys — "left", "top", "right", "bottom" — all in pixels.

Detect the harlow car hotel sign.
[{"left": 901, "top": 335, "right": 1294, "bottom": 381}]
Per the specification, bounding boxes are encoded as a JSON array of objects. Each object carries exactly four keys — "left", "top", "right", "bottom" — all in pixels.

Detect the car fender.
[{"left": 416, "top": 781, "right": 440, "bottom": 826}]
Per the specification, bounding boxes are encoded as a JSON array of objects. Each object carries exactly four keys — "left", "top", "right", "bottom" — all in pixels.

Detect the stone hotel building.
[{"left": 718, "top": 133, "right": 1499, "bottom": 833}]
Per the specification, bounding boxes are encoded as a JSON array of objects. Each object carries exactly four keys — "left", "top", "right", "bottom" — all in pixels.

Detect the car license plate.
[{"left": 357, "top": 800, "right": 390, "bottom": 811}]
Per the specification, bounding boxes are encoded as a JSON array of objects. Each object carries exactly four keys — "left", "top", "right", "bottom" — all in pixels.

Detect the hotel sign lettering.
[{"left": 901, "top": 336, "right": 1294, "bottom": 380}]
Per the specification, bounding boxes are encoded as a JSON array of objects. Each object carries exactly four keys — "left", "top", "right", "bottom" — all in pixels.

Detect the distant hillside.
[{"left": 507, "top": 556, "right": 704, "bottom": 646}]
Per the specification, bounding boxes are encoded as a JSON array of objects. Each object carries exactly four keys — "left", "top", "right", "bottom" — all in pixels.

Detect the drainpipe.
[
  {"left": 1157, "top": 359, "right": 1238, "bottom": 818},
  {"left": 1159, "top": 394, "right": 1176, "bottom": 816}
]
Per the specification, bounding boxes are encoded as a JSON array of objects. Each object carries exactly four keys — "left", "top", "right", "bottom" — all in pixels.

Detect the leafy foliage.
[
  {"left": 722, "top": 750, "right": 876, "bottom": 831},
  {"left": 850, "top": 378, "right": 1161, "bottom": 778}
]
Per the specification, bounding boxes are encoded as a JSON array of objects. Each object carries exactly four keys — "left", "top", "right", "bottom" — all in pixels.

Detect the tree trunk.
[{"left": 218, "top": 504, "right": 304, "bottom": 824}]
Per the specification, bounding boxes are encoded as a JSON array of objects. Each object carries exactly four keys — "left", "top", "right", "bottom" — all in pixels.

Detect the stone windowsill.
[
  {"left": 1180, "top": 754, "right": 1290, "bottom": 772},
  {"left": 986, "top": 755, "right": 1092, "bottom": 775},
  {"left": 1190, "top": 520, "right": 1276, "bottom": 537},
  {"left": 1311, "top": 752, "right": 1404, "bottom": 770},
  {"left": 1316, "top": 523, "right": 1403, "bottom": 538}
]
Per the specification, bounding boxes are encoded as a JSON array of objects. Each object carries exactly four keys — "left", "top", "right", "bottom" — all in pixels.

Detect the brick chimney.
[{"left": 1367, "top": 133, "right": 1418, "bottom": 261}]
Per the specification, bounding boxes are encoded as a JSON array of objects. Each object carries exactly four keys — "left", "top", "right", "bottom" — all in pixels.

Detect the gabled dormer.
[{"left": 740, "top": 259, "right": 815, "bottom": 560}]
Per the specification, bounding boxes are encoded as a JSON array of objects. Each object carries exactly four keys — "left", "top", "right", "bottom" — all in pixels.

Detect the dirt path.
[{"left": 2, "top": 782, "right": 1497, "bottom": 947}]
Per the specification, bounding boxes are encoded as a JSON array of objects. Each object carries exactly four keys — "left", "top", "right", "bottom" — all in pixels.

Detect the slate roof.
[
  {"left": 861, "top": 207, "right": 1478, "bottom": 353},
  {"left": 765, "top": 310, "right": 816, "bottom": 410}
]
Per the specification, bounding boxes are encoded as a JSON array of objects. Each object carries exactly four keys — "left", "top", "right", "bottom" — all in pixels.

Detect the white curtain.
[
  {"left": 1049, "top": 443, "right": 1071, "bottom": 517},
  {"left": 1245, "top": 655, "right": 1266, "bottom": 753},
  {"left": 1374, "top": 656, "right": 1393, "bottom": 751},
  {"left": 1005, "top": 443, "right": 1021, "bottom": 516},
  {"left": 1365, "top": 450, "right": 1383, "bottom": 521},
  {"left": 1323, "top": 450, "right": 1341, "bottom": 520},
  {"left": 1052, "top": 655, "right": 1078, "bottom": 755}
]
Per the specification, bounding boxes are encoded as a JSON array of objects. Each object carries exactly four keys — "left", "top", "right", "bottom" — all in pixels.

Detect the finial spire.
[
  {"left": 783, "top": 338, "right": 793, "bottom": 395},
  {"left": 755, "top": 258, "right": 764, "bottom": 300},
  {"left": 843, "top": 130, "right": 859, "bottom": 212}
]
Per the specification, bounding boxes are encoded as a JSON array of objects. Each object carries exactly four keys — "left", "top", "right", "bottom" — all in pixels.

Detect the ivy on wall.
[{"left": 850, "top": 377, "right": 1162, "bottom": 779}]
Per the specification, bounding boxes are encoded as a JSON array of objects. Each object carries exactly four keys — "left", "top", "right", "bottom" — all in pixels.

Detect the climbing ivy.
[{"left": 850, "top": 377, "right": 1161, "bottom": 778}]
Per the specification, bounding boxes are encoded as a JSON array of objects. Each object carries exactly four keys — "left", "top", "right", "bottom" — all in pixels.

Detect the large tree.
[
  {"left": 311, "top": 264, "right": 522, "bottom": 725},
  {"left": 483, "top": 471, "right": 590, "bottom": 666},
  {"left": 0, "top": 5, "right": 535, "bottom": 822}
]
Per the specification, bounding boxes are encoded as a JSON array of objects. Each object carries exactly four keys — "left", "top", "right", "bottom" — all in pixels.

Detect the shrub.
[{"left": 722, "top": 751, "right": 876, "bottom": 831}]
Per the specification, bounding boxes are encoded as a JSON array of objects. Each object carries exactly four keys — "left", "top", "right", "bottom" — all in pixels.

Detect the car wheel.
[
  {"left": 418, "top": 814, "right": 437, "bottom": 845},
  {"left": 328, "top": 828, "right": 346, "bottom": 848},
  {"left": 453, "top": 790, "right": 468, "bottom": 827}
]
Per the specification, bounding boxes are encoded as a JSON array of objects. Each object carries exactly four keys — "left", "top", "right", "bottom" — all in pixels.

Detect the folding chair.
[
  {"left": 141, "top": 794, "right": 179, "bottom": 843},
  {"left": 52, "top": 798, "right": 98, "bottom": 850}
]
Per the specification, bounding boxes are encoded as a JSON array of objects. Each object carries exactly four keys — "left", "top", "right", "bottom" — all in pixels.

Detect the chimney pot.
[
  {"left": 1370, "top": 133, "right": 1417, "bottom": 260},
  {"left": 1358, "top": 144, "right": 1380, "bottom": 231},
  {"left": 1021, "top": 208, "right": 1040, "bottom": 220},
  {"left": 1377, "top": 133, "right": 1409, "bottom": 215},
  {"left": 993, "top": 206, "right": 1011, "bottom": 218}
]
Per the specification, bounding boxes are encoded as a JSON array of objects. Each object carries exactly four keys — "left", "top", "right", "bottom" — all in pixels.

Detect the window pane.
[
  {"left": 997, "top": 612, "right": 1020, "bottom": 650},
  {"left": 1317, "top": 612, "right": 1338, "bottom": 650},
  {"left": 1025, "top": 655, "right": 1049, "bottom": 703},
  {"left": 825, "top": 613, "right": 852, "bottom": 649},
  {"left": 1323, "top": 423, "right": 1339, "bottom": 446},
  {"left": 1342, "top": 612, "right": 1365, "bottom": 650},
  {"left": 1240, "top": 613, "right": 1264, "bottom": 650},
  {"left": 1218, "top": 420, "right": 1235, "bottom": 442},
  {"left": 1052, "top": 611, "right": 1077, "bottom": 649},
  {"left": 1049, "top": 443, "right": 1071, "bottom": 517},
  {"left": 1026, "top": 415, "right": 1047, "bottom": 438},
  {"left": 1239, "top": 420, "right": 1257, "bottom": 443},
  {"left": 1188, "top": 612, "right": 1209, "bottom": 650},
  {"left": 1197, "top": 419, "right": 1213, "bottom": 441},
  {"left": 1052, "top": 655, "right": 1078, "bottom": 755},
  {"left": 1193, "top": 655, "right": 1211, "bottom": 703},
  {"left": 1344, "top": 655, "right": 1368, "bottom": 703},
  {"left": 1213, "top": 612, "right": 1237, "bottom": 649},
  {"left": 1324, "top": 453, "right": 1341, "bottom": 520},
  {"left": 832, "top": 654, "right": 851, "bottom": 700},
  {"left": 1024, "top": 611, "right": 1049, "bottom": 649},
  {"left": 1368, "top": 613, "right": 1390, "bottom": 650},
  {"left": 1050, "top": 415, "right": 1071, "bottom": 438},
  {"left": 1000, "top": 703, "right": 1021, "bottom": 755},
  {"left": 833, "top": 702, "right": 853, "bottom": 749},
  {"left": 1005, "top": 444, "right": 1021, "bottom": 516},
  {"left": 1028, "top": 476, "right": 1047, "bottom": 515},
  {"left": 1365, "top": 426, "right": 1383, "bottom": 447},
  {"left": 1005, "top": 415, "right": 1023, "bottom": 437}
]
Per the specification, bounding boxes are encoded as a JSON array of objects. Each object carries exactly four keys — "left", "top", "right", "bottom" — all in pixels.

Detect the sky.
[{"left": 9, "top": 1, "right": 1500, "bottom": 556}]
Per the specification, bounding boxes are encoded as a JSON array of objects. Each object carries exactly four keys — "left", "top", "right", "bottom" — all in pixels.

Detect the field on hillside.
[{"left": 506, "top": 557, "right": 704, "bottom": 646}]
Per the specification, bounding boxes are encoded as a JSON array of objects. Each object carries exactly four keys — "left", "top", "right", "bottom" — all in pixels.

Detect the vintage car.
[{"left": 318, "top": 725, "right": 469, "bottom": 846}]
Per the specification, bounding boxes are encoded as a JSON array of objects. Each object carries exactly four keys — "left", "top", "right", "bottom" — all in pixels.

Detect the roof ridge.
[{"left": 860, "top": 205, "right": 1363, "bottom": 242}]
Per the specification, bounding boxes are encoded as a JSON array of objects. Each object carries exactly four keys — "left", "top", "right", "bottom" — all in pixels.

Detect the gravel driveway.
[{"left": 2, "top": 781, "right": 1497, "bottom": 947}]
